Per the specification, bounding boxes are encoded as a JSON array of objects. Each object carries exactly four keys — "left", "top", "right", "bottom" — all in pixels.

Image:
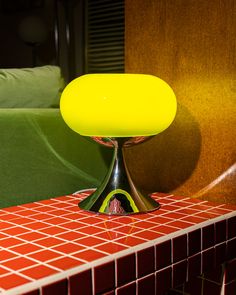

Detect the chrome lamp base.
[{"left": 79, "top": 137, "right": 160, "bottom": 215}]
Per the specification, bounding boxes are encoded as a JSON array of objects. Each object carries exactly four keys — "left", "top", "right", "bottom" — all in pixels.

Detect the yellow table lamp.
[{"left": 60, "top": 74, "right": 177, "bottom": 215}]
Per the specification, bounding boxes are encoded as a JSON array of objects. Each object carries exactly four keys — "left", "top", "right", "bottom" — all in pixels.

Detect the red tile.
[
  {"left": 116, "top": 236, "right": 146, "bottom": 247},
  {"left": 2, "top": 226, "right": 29, "bottom": 236},
  {"left": 137, "top": 273, "right": 155, "bottom": 295},
  {"left": 148, "top": 215, "right": 173, "bottom": 224},
  {"left": 188, "top": 229, "right": 201, "bottom": 256},
  {"left": 117, "top": 282, "right": 136, "bottom": 295},
  {"left": 38, "top": 226, "right": 66, "bottom": 235},
  {"left": 0, "top": 232, "right": 8, "bottom": 239},
  {"left": 25, "top": 222, "right": 49, "bottom": 230},
  {"left": 0, "top": 249, "right": 18, "bottom": 261},
  {"left": 28, "top": 249, "right": 61, "bottom": 262},
  {"left": 173, "top": 260, "right": 188, "bottom": 287},
  {"left": 227, "top": 238, "right": 236, "bottom": 260},
  {"left": 165, "top": 195, "right": 188, "bottom": 201},
  {"left": 25, "top": 205, "right": 51, "bottom": 211},
  {"left": 215, "top": 243, "right": 227, "bottom": 266},
  {"left": 64, "top": 213, "right": 95, "bottom": 225},
  {"left": 2, "top": 206, "right": 25, "bottom": 212},
  {"left": 195, "top": 211, "right": 218, "bottom": 219},
  {"left": 15, "top": 209, "right": 37, "bottom": 217},
  {"left": 49, "top": 256, "right": 84, "bottom": 270},
  {"left": 35, "top": 237, "right": 64, "bottom": 247},
  {"left": 202, "top": 224, "right": 215, "bottom": 249},
  {"left": 18, "top": 231, "right": 47, "bottom": 241},
  {"left": 215, "top": 220, "right": 227, "bottom": 244},
  {"left": 114, "top": 225, "right": 141, "bottom": 235},
  {"left": 228, "top": 216, "right": 236, "bottom": 239},
  {"left": 157, "top": 198, "right": 176, "bottom": 205},
  {"left": 207, "top": 208, "right": 232, "bottom": 215},
  {"left": 163, "top": 212, "right": 186, "bottom": 219},
  {"left": 21, "top": 264, "right": 58, "bottom": 280},
  {"left": 10, "top": 243, "right": 43, "bottom": 254},
  {"left": 60, "top": 221, "right": 88, "bottom": 230},
  {"left": 56, "top": 231, "right": 85, "bottom": 241},
  {"left": 161, "top": 204, "right": 181, "bottom": 211},
  {"left": 173, "top": 201, "right": 192, "bottom": 208},
  {"left": 52, "top": 242, "right": 85, "bottom": 254},
  {"left": 0, "top": 266, "right": 9, "bottom": 275},
  {"left": 38, "top": 199, "right": 60, "bottom": 205},
  {"left": 155, "top": 267, "right": 172, "bottom": 294},
  {"left": 47, "top": 202, "right": 71, "bottom": 209},
  {"left": 114, "top": 216, "right": 136, "bottom": 224},
  {"left": 173, "top": 234, "right": 188, "bottom": 263},
  {"left": 202, "top": 247, "right": 216, "bottom": 273},
  {"left": 0, "top": 221, "right": 14, "bottom": 230},
  {"left": 94, "top": 261, "right": 115, "bottom": 294},
  {"left": 181, "top": 215, "right": 206, "bottom": 224},
  {"left": 55, "top": 195, "right": 77, "bottom": 202},
  {"left": 42, "top": 279, "right": 68, "bottom": 295},
  {"left": 184, "top": 198, "right": 205, "bottom": 204},
  {"left": 176, "top": 208, "right": 200, "bottom": 215},
  {"left": 190, "top": 204, "right": 213, "bottom": 211},
  {"left": 116, "top": 253, "right": 136, "bottom": 287},
  {"left": 95, "top": 242, "right": 127, "bottom": 254},
  {"left": 156, "top": 240, "right": 172, "bottom": 270},
  {"left": 220, "top": 204, "right": 236, "bottom": 210},
  {"left": 42, "top": 217, "right": 69, "bottom": 225},
  {"left": 97, "top": 230, "right": 125, "bottom": 240},
  {"left": 101, "top": 220, "right": 125, "bottom": 230},
  {"left": 137, "top": 246, "right": 155, "bottom": 278},
  {"left": 152, "top": 225, "right": 178, "bottom": 234},
  {"left": 0, "top": 237, "right": 23, "bottom": 248},
  {"left": 74, "top": 236, "right": 105, "bottom": 247},
  {"left": 10, "top": 217, "right": 35, "bottom": 225},
  {"left": 20, "top": 202, "right": 42, "bottom": 209},
  {"left": 73, "top": 249, "right": 107, "bottom": 262},
  {"left": 0, "top": 213, "right": 19, "bottom": 221},
  {"left": 188, "top": 253, "right": 202, "bottom": 279},
  {"left": 0, "top": 273, "right": 31, "bottom": 290},
  {"left": 46, "top": 209, "right": 69, "bottom": 217},
  {"left": 2, "top": 256, "right": 36, "bottom": 271},
  {"left": 168, "top": 220, "right": 193, "bottom": 229},
  {"left": 132, "top": 220, "right": 156, "bottom": 229},
  {"left": 69, "top": 269, "right": 92, "bottom": 295},
  {"left": 135, "top": 230, "right": 163, "bottom": 240},
  {"left": 77, "top": 225, "right": 104, "bottom": 235}
]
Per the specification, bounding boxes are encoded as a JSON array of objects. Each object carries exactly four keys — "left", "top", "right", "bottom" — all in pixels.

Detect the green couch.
[{"left": 0, "top": 66, "right": 112, "bottom": 208}]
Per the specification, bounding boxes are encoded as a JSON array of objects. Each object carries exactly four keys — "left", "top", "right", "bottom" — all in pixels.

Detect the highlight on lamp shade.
[{"left": 60, "top": 74, "right": 177, "bottom": 137}]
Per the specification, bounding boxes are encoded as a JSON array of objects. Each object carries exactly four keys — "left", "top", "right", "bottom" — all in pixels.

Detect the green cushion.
[{"left": 0, "top": 65, "right": 65, "bottom": 108}]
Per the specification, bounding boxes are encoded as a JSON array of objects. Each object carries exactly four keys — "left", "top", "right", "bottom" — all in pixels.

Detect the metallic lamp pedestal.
[{"left": 79, "top": 137, "right": 160, "bottom": 215}]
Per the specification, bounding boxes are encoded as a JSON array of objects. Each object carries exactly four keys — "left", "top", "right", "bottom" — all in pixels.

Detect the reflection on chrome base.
[{"left": 78, "top": 137, "right": 160, "bottom": 215}]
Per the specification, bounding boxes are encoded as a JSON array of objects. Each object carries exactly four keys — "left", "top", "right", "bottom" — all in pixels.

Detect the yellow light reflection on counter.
[{"left": 60, "top": 74, "right": 177, "bottom": 137}]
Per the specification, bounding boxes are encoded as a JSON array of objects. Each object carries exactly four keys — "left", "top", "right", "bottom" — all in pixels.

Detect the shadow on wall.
[{"left": 125, "top": 103, "right": 201, "bottom": 194}]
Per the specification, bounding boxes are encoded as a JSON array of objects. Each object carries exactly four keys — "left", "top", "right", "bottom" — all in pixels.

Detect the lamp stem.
[{"left": 79, "top": 138, "right": 160, "bottom": 215}]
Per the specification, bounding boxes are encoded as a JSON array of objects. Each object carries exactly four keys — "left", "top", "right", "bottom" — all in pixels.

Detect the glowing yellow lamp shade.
[{"left": 60, "top": 74, "right": 177, "bottom": 137}]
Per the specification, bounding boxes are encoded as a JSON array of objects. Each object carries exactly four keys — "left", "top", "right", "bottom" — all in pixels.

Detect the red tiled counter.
[{"left": 0, "top": 190, "right": 236, "bottom": 295}]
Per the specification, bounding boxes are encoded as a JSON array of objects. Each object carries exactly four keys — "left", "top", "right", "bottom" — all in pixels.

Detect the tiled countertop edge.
[{"left": 2, "top": 210, "right": 236, "bottom": 295}]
